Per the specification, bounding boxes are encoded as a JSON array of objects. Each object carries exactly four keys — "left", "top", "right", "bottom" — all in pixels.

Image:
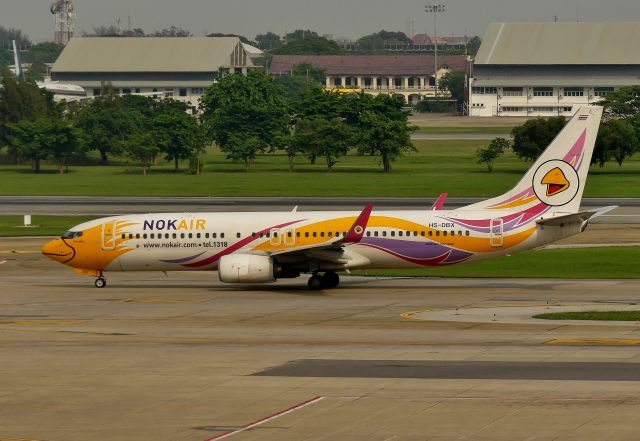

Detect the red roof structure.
[{"left": 270, "top": 55, "right": 467, "bottom": 76}]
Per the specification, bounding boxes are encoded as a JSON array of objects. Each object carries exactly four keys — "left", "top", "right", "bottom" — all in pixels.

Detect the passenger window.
[
  {"left": 266, "top": 232, "right": 270, "bottom": 238},
  {"left": 172, "top": 233, "right": 177, "bottom": 239},
  {"left": 197, "top": 233, "right": 201, "bottom": 239},
  {"left": 273, "top": 232, "right": 278, "bottom": 238},
  {"left": 320, "top": 232, "right": 325, "bottom": 237},
  {"left": 212, "top": 233, "right": 217, "bottom": 238},
  {"left": 180, "top": 233, "right": 185, "bottom": 239},
  {"left": 465, "top": 231, "right": 470, "bottom": 236},
  {"left": 205, "top": 233, "right": 209, "bottom": 239},
  {"left": 451, "top": 231, "right": 455, "bottom": 236},
  {"left": 443, "top": 231, "right": 447, "bottom": 237},
  {"left": 129, "top": 234, "right": 133, "bottom": 239},
  {"left": 312, "top": 232, "right": 317, "bottom": 238},
  {"left": 165, "top": 233, "right": 170, "bottom": 239},
  {"left": 374, "top": 231, "right": 379, "bottom": 237},
  {"left": 382, "top": 231, "right": 387, "bottom": 237},
  {"left": 305, "top": 232, "right": 309, "bottom": 238},
  {"left": 252, "top": 233, "right": 256, "bottom": 238},
  {"left": 188, "top": 233, "right": 193, "bottom": 239},
  {"left": 121, "top": 234, "right": 126, "bottom": 239},
  {"left": 421, "top": 231, "right": 425, "bottom": 236},
  {"left": 287, "top": 232, "right": 292, "bottom": 238},
  {"left": 296, "top": 232, "right": 301, "bottom": 238},
  {"left": 414, "top": 231, "right": 418, "bottom": 236},
  {"left": 428, "top": 231, "right": 433, "bottom": 237},
  {"left": 407, "top": 231, "right": 411, "bottom": 236},
  {"left": 221, "top": 233, "right": 225, "bottom": 238},
  {"left": 436, "top": 231, "right": 440, "bottom": 236},
  {"left": 151, "top": 233, "right": 156, "bottom": 239},
  {"left": 328, "top": 231, "right": 333, "bottom": 237},
  {"left": 366, "top": 231, "right": 371, "bottom": 237},
  {"left": 142, "top": 234, "right": 147, "bottom": 239},
  {"left": 397, "top": 231, "right": 402, "bottom": 237},
  {"left": 136, "top": 234, "right": 140, "bottom": 239},
  {"left": 236, "top": 232, "right": 241, "bottom": 238},
  {"left": 391, "top": 231, "right": 396, "bottom": 237}
]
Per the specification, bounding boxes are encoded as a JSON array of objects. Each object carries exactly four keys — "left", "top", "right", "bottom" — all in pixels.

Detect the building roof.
[
  {"left": 270, "top": 55, "right": 467, "bottom": 76},
  {"left": 476, "top": 22, "right": 640, "bottom": 65},
  {"left": 52, "top": 37, "right": 254, "bottom": 73}
]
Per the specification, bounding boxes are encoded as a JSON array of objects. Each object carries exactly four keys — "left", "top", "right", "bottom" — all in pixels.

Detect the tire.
[
  {"left": 95, "top": 278, "right": 107, "bottom": 288},
  {"left": 321, "top": 271, "right": 340, "bottom": 288},
  {"left": 307, "top": 275, "right": 323, "bottom": 290}
]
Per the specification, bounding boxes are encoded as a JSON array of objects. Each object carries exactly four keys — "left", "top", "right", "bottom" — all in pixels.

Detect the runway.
[{"left": 1, "top": 237, "right": 640, "bottom": 440}]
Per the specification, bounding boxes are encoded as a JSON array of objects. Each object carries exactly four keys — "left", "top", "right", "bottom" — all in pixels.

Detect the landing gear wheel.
[
  {"left": 307, "top": 275, "right": 323, "bottom": 290},
  {"left": 95, "top": 277, "right": 107, "bottom": 288},
  {"left": 321, "top": 271, "right": 340, "bottom": 288}
]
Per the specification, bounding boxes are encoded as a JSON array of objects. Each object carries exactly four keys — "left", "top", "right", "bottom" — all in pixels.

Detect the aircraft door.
[
  {"left": 269, "top": 229, "right": 282, "bottom": 247},
  {"left": 101, "top": 221, "right": 117, "bottom": 250},
  {"left": 489, "top": 218, "right": 504, "bottom": 248},
  {"left": 283, "top": 228, "right": 296, "bottom": 246}
]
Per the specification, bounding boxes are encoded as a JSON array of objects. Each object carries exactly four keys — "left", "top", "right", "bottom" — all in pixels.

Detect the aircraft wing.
[{"left": 265, "top": 204, "right": 373, "bottom": 264}]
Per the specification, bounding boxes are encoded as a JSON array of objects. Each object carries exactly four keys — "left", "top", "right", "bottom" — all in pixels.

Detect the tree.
[
  {"left": 70, "top": 83, "right": 134, "bottom": 163},
  {"left": 23, "top": 42, "right": 63, "bottom": 64},
  {"left": 274, "top": 63, "right": 327, "bottom": 101},
  {"left": 355, "top": 30, "right": 410, "bottom": 52},
  {"left": 511, "top": 117, "right": 566, "bottom": 161},
  {"left": 0, "top": 48, "right": 12, "bottom": 70},
  {"left": 285, "top": 29, "right": 319, "bottom": 42},
  {"left": 467, "top": 36, "right": 482, "bottom": 56},
  {"left": 356, "top": 110, "right": 415, "bottom": 172},
  {"left": 123, "top": 130, "right": 160, "bottom": 175},
  {"left": 0, "top": 26, "right": 31, "bottom": 47},
  {"left": 200, "top": 70, "right": 289, "bottom": 170},
  {"left": 0, "top": 72, "right": 55, "bottom": 153},
  {"left": 153, "top": 99, "right": 205, "bottom": 171},
  {"left": 7, "top": 116, "right": 81, "bottom": 173},
  {"left": 152, "top": 26, "right": 192, "bottom": 37},
  {"left": 439, "top": 70, "right": 466, "bottom": 110},
  {"left": 477, "top": 137, "right": 510, "bottom": 172},
  {"left": 294, "top": 118, "right": 352, "bottom": 171},
  {"left": 271, "top": 36, "right": 344, "bottom": 55},
  {"left": 255, "top": 32, "right": 282, "bottom": 50},
  {"left": 593, "top": 119, "right": 639, "bottom": 167},
  {"left": 600, "top": 86, "right": 640, "bottom": 119}
]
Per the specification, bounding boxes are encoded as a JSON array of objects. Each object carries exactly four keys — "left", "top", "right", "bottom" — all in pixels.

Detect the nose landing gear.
[{"left": 307, "top": 271, "right": 340, "bottom": 290}]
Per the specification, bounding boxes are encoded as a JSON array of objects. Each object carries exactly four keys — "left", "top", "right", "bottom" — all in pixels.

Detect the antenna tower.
[{"left": 50, "top": 0, "right": 76, "bottom": 45}]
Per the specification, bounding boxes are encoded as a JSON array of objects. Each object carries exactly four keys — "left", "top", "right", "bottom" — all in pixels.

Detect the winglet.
[
  {"left": 339, "top": 204, "right": 373, "bottom": 244},
  {"left": 431, "top": 193, "right": 448, "bottom": 210}
]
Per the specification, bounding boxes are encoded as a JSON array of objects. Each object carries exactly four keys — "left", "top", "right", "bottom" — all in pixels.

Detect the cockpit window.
[{"left": 61, "top": 231, "right": 83, "bottom": 239}]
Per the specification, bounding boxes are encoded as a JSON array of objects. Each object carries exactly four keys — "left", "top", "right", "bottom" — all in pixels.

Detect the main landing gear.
[
  {"left": 94, "top": 272, "right": 107, "bottom": 288},
  {"left": 307, "top": 271, "right": 340, "bottom": 290}
]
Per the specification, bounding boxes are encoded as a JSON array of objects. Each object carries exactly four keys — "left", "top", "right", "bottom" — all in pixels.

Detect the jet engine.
[{"left": 218, "top": 254, "right": 275, "bottom": 283}]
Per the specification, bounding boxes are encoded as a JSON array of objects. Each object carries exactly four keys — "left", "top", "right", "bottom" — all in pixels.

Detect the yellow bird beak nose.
[{"left": 42, "top": 238, "right": 75, "bottom": 264}]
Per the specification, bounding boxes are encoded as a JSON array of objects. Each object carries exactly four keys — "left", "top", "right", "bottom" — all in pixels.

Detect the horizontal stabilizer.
[{"left": 537, "top": 206, "right": 617, "bottom": 227}]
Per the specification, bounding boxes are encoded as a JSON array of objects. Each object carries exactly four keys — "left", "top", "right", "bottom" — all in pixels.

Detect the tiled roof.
[{"left": 270, "top": 55, "right": 467, "bottom": 76}]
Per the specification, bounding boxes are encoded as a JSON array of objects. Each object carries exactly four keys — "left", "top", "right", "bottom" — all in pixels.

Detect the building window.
[
  {"left": 594, "top": 87, "right": 615, "bottom": 97},
  {"left": 179, "top": 88, "right": 188, "bottom": 97},
  {"left": 164, "top": 88, "right": 174, "bottom": 98},
  {"left": 533, "top": 87, "right": 554, "bottom": 97},
  {"left": 191, "top": 88, "right": 205, "bottom": 95},
  {"left": 472, "top": 87, "right": 497, "bottom": 94},
  {"left": 501, "top": 106, "right": 525, "bottom": 112},
  {"left": 122, "top": 88, "right": 131, "bottom": 94},
  {"left": 562, "top": 107, "right": 573, "bottom": 112},
  {"left": 135, "top": 88, "right": 141, "bottom": 93},
  {"left": 502, "top": 87, "right": 523, "bottom": 96},
  {"left": 563, "top": 87, "right": 584, "bottom": 97},
  {"left": 532, "top": 107, "right": 555, "bottom": 112},
  {"left": 92, "top": 88, "right": 101, "bottom": 96}
]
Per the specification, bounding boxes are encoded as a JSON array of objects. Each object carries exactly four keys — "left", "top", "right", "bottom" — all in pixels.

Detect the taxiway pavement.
[{"left": 1, "top": 238, "right": 640, "bottom": 440}]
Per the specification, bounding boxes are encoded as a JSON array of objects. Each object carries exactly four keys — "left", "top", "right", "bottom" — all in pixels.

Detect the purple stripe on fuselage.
[{"left": 360, "top": 237, "right": 472, "bottom": 263}]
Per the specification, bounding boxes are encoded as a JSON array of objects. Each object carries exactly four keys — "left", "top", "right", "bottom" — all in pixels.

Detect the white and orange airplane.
[{"left": 43, "top": 106, "right": 613, "bottom": 289}]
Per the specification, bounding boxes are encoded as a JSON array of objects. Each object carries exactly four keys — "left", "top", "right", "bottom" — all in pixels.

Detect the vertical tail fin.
[{"left": 462, "top": 106, "right": 603, "bottom": 214}]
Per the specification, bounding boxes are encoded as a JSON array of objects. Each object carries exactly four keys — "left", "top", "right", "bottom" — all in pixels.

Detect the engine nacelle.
[{"left": 218, "top": 254, "right": 275, "bottom": 283}]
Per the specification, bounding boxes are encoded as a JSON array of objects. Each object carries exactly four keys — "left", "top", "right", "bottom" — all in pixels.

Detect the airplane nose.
[{"left": 42, "top": 238, "right": 75, "bottom": 263}]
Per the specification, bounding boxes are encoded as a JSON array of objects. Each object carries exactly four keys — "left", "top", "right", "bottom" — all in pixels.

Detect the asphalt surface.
[
  {"left": 2, "top": 237, "right": 640, "bottom": 440},
  {"left": 1, "top": 196, "right": 639, "bottom": 215}
]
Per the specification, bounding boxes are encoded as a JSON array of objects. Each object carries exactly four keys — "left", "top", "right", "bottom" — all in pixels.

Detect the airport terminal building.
[
  {"left": 270, "top": 55, "right": 468, "bottom": 105},
  {"left": 470, "top": 22, "right": 640, "bottom": 117},
  {"left": 51, "top": 37, "right": 262, "bottom": 112}
]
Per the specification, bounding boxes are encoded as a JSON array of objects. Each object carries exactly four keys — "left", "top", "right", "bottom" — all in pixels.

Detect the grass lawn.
[
  {"left": 0, "top": 139, "right": 638, "bottom": 197},
  {"left": 534, "top": 311, "right": 640, "bottom": 321},
  {"left": 350, "top": 247, "right": 639, "bottom": 279},
  {"left": 0, "top": 215, "right": 98, "bottom": 237}
]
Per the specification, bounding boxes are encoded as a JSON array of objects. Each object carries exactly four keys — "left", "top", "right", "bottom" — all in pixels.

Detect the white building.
[
  {"left": 470, "top": 22, "right": 640, "bottom": 117},
  {"left": 51, "top": 37, "right": 262, "bottom": 112},
  {"left": 270, "top": 55, "right": 468, "bottom": 105}
]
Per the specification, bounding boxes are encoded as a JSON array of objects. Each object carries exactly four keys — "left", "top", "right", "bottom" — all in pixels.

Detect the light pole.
[{"left": 425, "top": 3, "right": 445, "bottom": 97}]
